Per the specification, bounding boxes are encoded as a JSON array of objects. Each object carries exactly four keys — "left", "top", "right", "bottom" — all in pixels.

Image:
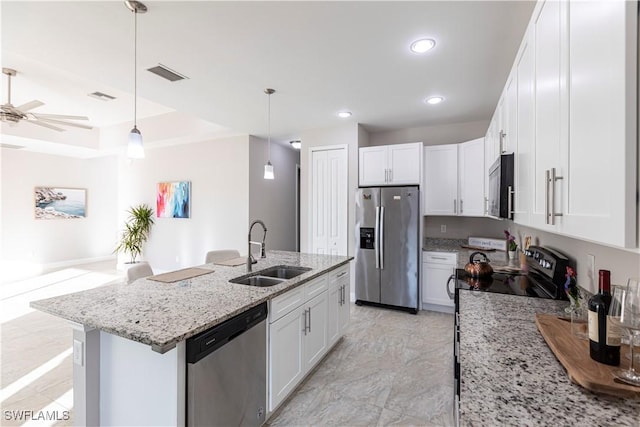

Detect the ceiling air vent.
[
  {"left": 147, "top": 64, "right": 188, "bottom": 82},
  {"left": 88, "top": 91, "right": 116, "bottom": 101}
]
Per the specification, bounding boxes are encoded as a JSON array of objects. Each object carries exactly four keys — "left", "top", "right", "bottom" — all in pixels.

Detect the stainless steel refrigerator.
[{"left": 355, "top": 186, "right": 419, "bottom": 314}]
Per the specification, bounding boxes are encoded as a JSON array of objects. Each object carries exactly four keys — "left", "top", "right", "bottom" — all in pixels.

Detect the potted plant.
[
  {"left": 115, "top": 204, "right": 155, "bottom": 264},
  {"left": 504, "top": 229, "right": 518, "bottom": 259}
]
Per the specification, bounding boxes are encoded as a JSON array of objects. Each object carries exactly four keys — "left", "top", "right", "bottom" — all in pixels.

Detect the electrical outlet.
[
  {"left": 440, "top": 224, "right": 447, "bottom": 233},
  {"left": 73, "top": 339, "right": 84, "bottom": 366},
  {"left": 587, "top": 254, "right": 596, "bottom": 289}
]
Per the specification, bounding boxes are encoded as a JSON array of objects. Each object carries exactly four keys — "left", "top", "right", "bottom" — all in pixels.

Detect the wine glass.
[{"left": 613, "top": 278, "right": 640, "bottom": 385}]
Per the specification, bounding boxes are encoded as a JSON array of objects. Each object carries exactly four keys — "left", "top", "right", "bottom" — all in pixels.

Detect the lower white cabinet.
[
  {"left": 422, "top": 251, "right": 457, "bottom": 311},
  {"left": 268, "top": 264, "right": 350, "bottom": 413}
]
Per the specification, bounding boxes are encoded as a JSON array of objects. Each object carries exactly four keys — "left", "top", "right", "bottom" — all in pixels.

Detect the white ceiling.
[{"left": 1, "top": 1, "right": 535, "bottom": 151}]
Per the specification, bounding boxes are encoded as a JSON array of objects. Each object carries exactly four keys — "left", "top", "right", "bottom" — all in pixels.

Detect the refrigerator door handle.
[
  {"left": 380, "top": 206, "right": 385, "bottom": 270},
  {"left": 375, "top": 206, "right": 380, "bottom": 269}
]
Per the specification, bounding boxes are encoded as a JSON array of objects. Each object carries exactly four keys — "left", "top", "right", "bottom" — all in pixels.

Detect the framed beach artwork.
[
  {"left": 157, "top": 181, "right": 191, "bottom": 218},
  {"left": 35, "top": 187, "right": 87, "bottom": 220}
]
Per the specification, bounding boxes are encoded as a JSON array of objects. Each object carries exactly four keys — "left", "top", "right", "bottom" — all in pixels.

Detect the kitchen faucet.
[{"left": 247, "top": 219, "right": 267, "bottom": 272}]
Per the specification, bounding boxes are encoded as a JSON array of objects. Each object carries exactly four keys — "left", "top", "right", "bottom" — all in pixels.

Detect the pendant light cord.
[
  {"left": 267, "top": 92, "right": 271, "bottom": 160},
  {"left": 133, "top": 7, "right": 137, "bottom": 128}
]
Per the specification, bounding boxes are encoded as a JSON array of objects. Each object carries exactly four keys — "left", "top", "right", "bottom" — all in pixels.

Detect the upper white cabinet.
[
  {"left": 359, "top": 142, "right": 422, "bottom": 186},
  {"left": 424, "top": 138, "right": 485, "bottom": 217},
  {"left": 490, "top": 0, "right": 637, "bottom": 248}
]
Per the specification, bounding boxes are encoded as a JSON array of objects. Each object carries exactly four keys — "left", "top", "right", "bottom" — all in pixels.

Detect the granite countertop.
[
  {"left": 423, "top": 238, "right": 517, "bottom": 269},
  {"left": 31, "top": 250, "right": 352, "bottom": 353},
  {"left": 458, "top": 291, "right": 640, "bottom": 425}
]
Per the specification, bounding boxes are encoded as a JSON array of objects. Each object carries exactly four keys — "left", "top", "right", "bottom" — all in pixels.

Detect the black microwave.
[{"left": 488, "top": 153, "right": 514, "bottom": 219}]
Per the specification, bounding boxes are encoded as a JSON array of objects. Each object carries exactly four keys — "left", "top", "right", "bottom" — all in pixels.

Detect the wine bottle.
[{"left": 588, "top": 270, "right": 620, "bottom": 366}]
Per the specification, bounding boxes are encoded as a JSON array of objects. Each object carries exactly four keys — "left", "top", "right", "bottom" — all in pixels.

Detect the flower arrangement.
[
  {"left": 564, "top": 266, "right": 581, "bottom": 306},
  {"left": 504, "top": 230, "right": 517, "bottom": 251}
]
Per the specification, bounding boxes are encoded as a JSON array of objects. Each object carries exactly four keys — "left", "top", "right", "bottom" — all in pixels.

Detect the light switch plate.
[{"left": 73, "top": 339, "right": 84, "bottom": 366}]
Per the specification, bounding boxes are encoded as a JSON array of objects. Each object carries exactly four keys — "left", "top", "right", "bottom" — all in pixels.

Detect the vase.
[
  {"left": 566, "top": 301, "right": 588, "bottom": 339},
  {"left": 508, "top": 250, "right": 517, "bottom": 260}
]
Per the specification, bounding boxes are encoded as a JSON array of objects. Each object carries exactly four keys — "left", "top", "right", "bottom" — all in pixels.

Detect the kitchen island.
[
  {"left": 31, "top": 250, "right": 352, "bottom": 426},
  {"left": 458, "top": 291, "right": 640, "bottom": 426}
]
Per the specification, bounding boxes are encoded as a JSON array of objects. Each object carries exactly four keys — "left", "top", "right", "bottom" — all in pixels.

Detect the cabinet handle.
[
  {"left": 499, "top": 130, "right": 506, "bottom": 153},
  {"left": 385, "top": 169, "right": 388, "bottom": 183},
  {"left": 550, "top": 168, "right": 563, "bottom": 225},
  {"left": 308, "top": 307, "right": 312, "bottom": 333},
  {"left": 460, "top": 199, "right": 463, "bottom": 214},
  {"left": 341, "top": 284, "right": 346, "bottom": 305},
  {"left": 507, "top": 185, "right": 514, "bottom": 220},
  {"left": 430, "top": 256, "right": 449, "bottom": 260},
  {"left": 302, "top": 309, "right": 308, "bottom": 335},
  {"left": 453, "top": 199, "right": 457, "bottom": 214},
  {"left": 337, "top": 271, "right": 347, "bottom": 278},
  {"left": 545, "top": 170, "right": 550, "bottom": 225},
  {"left": 484, "top": 197, "right": 488, "bottom": 215},
  {"left": 389, "top": 169, "right": 393, "bottom": 182}
]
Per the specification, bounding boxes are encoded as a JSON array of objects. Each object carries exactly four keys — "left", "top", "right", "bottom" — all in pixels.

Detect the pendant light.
[
  {"left": 264, "top": 88, "right": 275, "bottom": 180},
  {"left": 125, "top": 1, "right": 147, "bottom": 159}
]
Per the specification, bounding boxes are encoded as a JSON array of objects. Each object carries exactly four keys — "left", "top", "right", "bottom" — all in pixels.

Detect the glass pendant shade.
[
  {"left": 127, "top": 126, "right": 145, "bottom": 159},
  {"left": 264, "top": 161, "right": 274, "bottom": 180}
]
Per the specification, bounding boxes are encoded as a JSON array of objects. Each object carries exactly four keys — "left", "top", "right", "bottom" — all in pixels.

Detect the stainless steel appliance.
[
  {"left": 355, "top": 186, "right": 419, "bottom": 314},
  {"left": 186, "top": 303, "right": 268, "bottom": 427},
  {"left": 488, "top": 153, "right": 514, "bottom": 219}
]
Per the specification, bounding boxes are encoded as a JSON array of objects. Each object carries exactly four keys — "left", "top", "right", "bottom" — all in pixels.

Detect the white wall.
[
  {"left": 300, "top": 123, "right": 360, "bottom": 256},
  {"left": 367, "top": 120, "right": 488, "bottom": 147},
  {"left": 249, "top": 136, "right": 299, "bottom": 251},
  {"left": 118, "top": 136, "right": 250, "bottom": 271},
  {"left": 0, "top": 148, "right": 118, "bottom": 269}
]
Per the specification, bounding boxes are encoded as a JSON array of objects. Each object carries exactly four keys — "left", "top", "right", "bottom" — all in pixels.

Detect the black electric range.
[{"left": 451, "top": 245, "right": 575, "bottom": 300}]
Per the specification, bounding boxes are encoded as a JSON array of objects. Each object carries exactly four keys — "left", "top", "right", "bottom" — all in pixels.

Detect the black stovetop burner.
[{"left": 453, "top": 246, "right": 575, "bottom": 300}]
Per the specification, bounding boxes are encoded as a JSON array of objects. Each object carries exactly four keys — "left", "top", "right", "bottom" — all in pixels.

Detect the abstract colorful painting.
[
  {"left": 157, "top": 181, "right": 190, "bottom": 218},
  {"left": 35, "top": 187, "right": 86, "bottom": 220}
]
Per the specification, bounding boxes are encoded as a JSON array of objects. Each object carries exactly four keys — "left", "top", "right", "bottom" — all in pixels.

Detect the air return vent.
[
  {"left": 88, "top": 91, "right": 116, "bottom": 101},
  {"left": 147, "top": 64, "right": 188, "bottom": 82}
]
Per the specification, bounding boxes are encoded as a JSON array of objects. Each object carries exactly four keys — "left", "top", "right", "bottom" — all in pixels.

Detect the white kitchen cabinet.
[
  {"left": 359, "top": 142, "right": 422, "bottom": 186},
  {"left": 327, "top": 265, "right": 350, "bottom": 347},
  {"left": 514, "top": 26, "right": 534, "bottom": 225},
  {"left": 269, "top": 305, "right": 305, "bottom": 410},
  {"left": 424, "top": 144, "right": 458, "bottom": 215},
  {"left": 503, "top": 73, "right": 517, "bottom": 156},
  {"left": 302, "top": 291, "right": 328, "bottom": 369},
  {"left": 422, "top": 251, "right": 457, "bottom": 312},
  {"left": 424, "top": 139, "right": 485, "bottom": 217}
]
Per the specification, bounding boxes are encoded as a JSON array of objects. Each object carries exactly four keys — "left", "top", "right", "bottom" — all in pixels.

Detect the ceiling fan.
[{"left": 1, "top": 68, "right": 92, "bottom": 131}]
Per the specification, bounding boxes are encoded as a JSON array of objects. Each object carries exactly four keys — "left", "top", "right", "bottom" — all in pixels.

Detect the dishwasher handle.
[{"left": 186, "top": 302, "right": 268, "bottom": 364}]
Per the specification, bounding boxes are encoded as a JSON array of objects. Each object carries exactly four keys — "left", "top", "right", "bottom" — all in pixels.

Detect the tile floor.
[{"left": 1, "top": 261, "right": 455, "bottom": 426}]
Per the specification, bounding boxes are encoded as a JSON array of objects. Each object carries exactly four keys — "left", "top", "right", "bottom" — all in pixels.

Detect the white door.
[
  {"left": 458, "top": 138, "right": 485, "bottom": 217},
  {"left": 514, "top": 27, "right": 534, "bottom": 225},
  {"left": 303, "top": 292, "right": 328, "bottom": 371},
  {"left": 423, "top": 263, "right": 455, "bottom": 308},
  {"left": 358, "top": 146, "right": 387, "bottom": 186},
  {"left": 269, "top": 306, "right": 305, "bottom": 411},
  {"left": 531, "top": 0, "right": 564, "bottom": 230},
  {"left": 388, "top": 143, "right": 421, "bottom": 185},
  {"left": 310, "top": 147, "right": 348, "bottom": 256},
  {"left": 424, "top": 144, "right": 458, "bottom": 215}
]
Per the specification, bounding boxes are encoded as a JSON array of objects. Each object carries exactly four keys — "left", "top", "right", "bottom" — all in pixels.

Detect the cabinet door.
[
  {"left": 530, "top": 0, "right": 564, "bottom": 230},
  {"left": 423, "top": 262, "right": 455, "bottom": 308},
  {"left": 327, "top": 282, "right": 340, "bottom": 347},
  {"left": 303, "top": 292, "right": 328, "bottom": 371},
  {"left": 514, "top": 27, "right": 534, "bottom": 225},
  {"left": 388, "top": 143, "right": 421, "bottom": 185},
  {"left": 269, "top": 306, "right": 305, "bottom": 411},
  {"left": 502, "top": 75, "right": 517, "bottom": 155},
  {"left": 424, "top": 145, "right": 458, "bottom": 215},
  {"left": 359, "top": 146, "right": 388, "bottom": 186},
  {"left": 562, "top": 0, "right": 637, "bottom": 248},
  {"left": 458, "top": 138, "right": 485, "bottom": 217}
]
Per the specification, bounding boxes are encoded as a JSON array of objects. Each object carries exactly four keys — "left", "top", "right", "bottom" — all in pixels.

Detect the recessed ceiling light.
[
  {"left": 337, "top": 111, "right": 352, "bottom": 118},
  {"left": 410, "top": 38, "right": 436, "bottom": 54},
  {"left": 290, "top": 140, "right": 301, "bottom": 149},
  {"left": 425, "top": 96, "right": 444, "bottom": 105}
]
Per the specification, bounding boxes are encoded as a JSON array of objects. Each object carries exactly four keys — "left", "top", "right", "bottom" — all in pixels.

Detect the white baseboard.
[{"left": 43, "top": 255, "right": 117, "bottom": 271}]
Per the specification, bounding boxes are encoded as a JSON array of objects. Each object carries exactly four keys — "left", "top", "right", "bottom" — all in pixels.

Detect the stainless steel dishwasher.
[{"left": 186, "top": 302, "right": 268, "bottom": 426}]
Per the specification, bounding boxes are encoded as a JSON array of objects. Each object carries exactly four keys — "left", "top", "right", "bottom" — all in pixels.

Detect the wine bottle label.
[
  {"left": 588, "top": 310, "right": 598, "bottom": 342},
  {"left": 606, "top": 316, "right": 621, "bottom": 346}
]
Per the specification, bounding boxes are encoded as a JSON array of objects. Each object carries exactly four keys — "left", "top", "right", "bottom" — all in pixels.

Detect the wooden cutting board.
[
  {"left": 148, "top": 267, "right": 213, "bottom": 283},
  {"left": 213, "top": 257, "right": 247, "bottom": 267},
  {"left": 535, "top": 313, "right": 640, "bottom": 398}
]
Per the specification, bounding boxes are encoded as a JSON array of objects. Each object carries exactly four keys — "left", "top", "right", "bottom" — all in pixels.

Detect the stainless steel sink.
[{"left": 229, "top": 265, "right": 311, "bottom": 287}]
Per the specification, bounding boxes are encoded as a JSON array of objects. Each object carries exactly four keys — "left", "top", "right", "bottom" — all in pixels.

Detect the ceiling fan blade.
[
  {"left": 33, "top": 117, "right": 93, "bottom": 130},
  {"left": 24, "top": 119, "right": 65, "bottom": 132},
  {"left": 31, "top": 113, "right": 89, "bottom": 121},
  {"left": 15, "top": 100, "right": 44, "bottom": 112}
]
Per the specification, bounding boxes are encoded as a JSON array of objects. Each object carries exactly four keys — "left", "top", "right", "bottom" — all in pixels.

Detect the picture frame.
[
  {"left": 157, "top": 181, "right": 191, "bottom": 218},
  {"left": 35, "top": 187, "right": 87, "bottom": 220}
]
